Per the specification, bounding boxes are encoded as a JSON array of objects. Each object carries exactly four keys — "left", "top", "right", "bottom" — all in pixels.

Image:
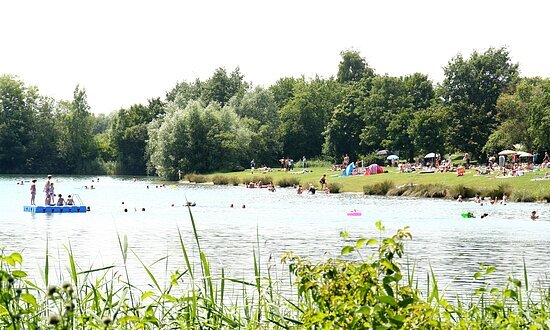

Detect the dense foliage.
[{"left": 1, "top": 47, "right": 548, "bottom": 178}]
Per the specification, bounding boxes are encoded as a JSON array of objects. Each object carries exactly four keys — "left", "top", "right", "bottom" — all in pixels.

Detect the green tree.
[
  {"left": 111, "top": 98, "right": 165, "bottom": 175},
  {"left": 229, "top": 86, "right": 282, "bottom": 165},
  {"left": 165, "top": 79, "right": 203, "bottom": 105},
  {"left": 440, "top": 47, "right": 519, "bottom": 158},
  {"left": 0, "top": 75, "right": 34, "bottom": 172},
  {"left": 56, "top": 85, "right": 97, "bottom": 173},
  {"left": 359, "top": 76, "right": 410, "bottom": 155},
  {"left": 322, "top": 85, "right": 366, "bottom": 161},
  {"left": 279, "top": 77, "right": 344, "bottom": 158},
  {"left": 147, "top": 101, "right": 252, "bottom": 179},
  {"left": 201, "top": 67, "right": 249, "bottom": 107},
  {"left": 409, "top": 106, "right": 447, "bottom": 157},
  {"left": 337, "top": 50, "right": 375, "bottom": 84},
  {"left": 484, "top": 78, "right": 550, "bottom": 154},
  {"left": 269, "top": 77, "right": 301, "bottom": 110}
]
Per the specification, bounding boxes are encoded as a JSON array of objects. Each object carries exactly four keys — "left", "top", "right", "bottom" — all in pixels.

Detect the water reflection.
[{"left": 0, "top": 176, "right": 548, "bottom": 297}]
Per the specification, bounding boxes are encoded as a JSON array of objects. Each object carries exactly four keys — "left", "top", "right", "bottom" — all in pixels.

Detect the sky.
[{"left": 1, "top": 0, "right": 549, "bottom": 114}]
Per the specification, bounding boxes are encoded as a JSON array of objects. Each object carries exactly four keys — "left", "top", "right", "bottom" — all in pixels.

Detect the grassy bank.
[
  {"left": 2, "top": 212, "right": 550, "bottom": 329},
  {"left": 187, "top": 165, "right": 550, "bottom": 202}
]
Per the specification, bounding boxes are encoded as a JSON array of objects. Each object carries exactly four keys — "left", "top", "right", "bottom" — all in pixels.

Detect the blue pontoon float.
[{"left": 24, "top": 194, "right": 88, "bottom": 213}]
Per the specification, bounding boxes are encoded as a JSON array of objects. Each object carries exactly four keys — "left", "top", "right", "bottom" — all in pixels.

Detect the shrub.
[
  {"left": 449, "top": 184, "right": 477, "bottom": 199},
  {"left": 387, "top": 183, "right": 415, "bottom": 196},
  {"left": 277, "top": 177, "right": 301, "bottom": 188},
  {"left": 228, "top": 176, "right": 242, "bottom": 186},
  {"left": 212, "top": 175, "right": 229, "bottom": 185},
  {"left": 363, "top": 180, "right": 394, "bottom": 195},
  {"left": 511, "top": 190, "right": 536, "bottom": 202},
  {"left": 486, "top": 183, "right": 513, "bottom": 199},
  {"left": 186, "top": 173, "right": 208, "bottom": 183},
  {"left": 327, "top": 182, "right": 343, "bottom": 193},
  {"left": 243, "top": 175, "right": 273, "bottom": 185}
]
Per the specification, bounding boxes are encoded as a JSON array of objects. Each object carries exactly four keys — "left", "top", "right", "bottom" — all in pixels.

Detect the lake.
[{"left": 1, "top": 175, "right": 548, "bottom": 298}]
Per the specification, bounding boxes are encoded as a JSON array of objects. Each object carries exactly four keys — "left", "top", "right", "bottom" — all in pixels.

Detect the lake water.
[{"left": 1, "top": 175, "right": 548, "bottom": 298}]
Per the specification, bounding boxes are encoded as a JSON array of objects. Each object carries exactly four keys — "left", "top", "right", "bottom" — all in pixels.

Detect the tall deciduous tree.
[
  {"left": 279, "top": 77, "right": 343, "bottom": 158},
  {"left": 269, "top": 77, "right": 301, "bottom": 110},
  {"left": 147, "top": 101, "right": 252, "bottom": 179},
  {"left": 201, "top": 67, "right": 249, "bottom": 107},
  {"left": 337, "top": 50, "right": 375, "bottom": 84},
  {"left": 229, "top": 86, "right": 282, "bottom": 165},
  {"left": 57, "top": 85, "right": 97, "bottom": 173},
  {"left": 0, "top": 75, "right": 33, "bottom": 172},
  {"left": 440, "top": 47, "right": 519, "bottom": 158},
  {"left": 484, "top": 78, "right": 550, "bottom": 154}
]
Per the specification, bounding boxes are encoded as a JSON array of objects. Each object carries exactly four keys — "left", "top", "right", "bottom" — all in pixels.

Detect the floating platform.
[{"left": 23, "top": 206, "right": 87, "bottom": 213}]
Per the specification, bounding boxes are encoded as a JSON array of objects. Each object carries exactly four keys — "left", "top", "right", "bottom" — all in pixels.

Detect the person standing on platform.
[{"left": 30, "top": 179, "right": 37, "bottom": 205}]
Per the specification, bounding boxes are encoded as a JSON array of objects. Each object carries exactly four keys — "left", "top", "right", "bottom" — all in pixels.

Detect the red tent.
[{"left": 365, "top": 164, "right": 384, "bottom": 175}]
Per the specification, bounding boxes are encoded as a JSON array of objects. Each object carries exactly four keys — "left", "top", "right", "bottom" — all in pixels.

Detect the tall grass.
[{"left": 3, "top": 213, "right": 550, "bottom": 328}]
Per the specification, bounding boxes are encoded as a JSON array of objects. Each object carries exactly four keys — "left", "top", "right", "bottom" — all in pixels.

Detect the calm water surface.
[{"left": 0, "top": 175, "right": 548, "bottom": 297}]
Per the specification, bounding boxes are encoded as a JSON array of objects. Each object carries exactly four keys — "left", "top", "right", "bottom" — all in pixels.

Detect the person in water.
[
  {"left": 319, "top": 174, "right": 327, "bottom": 190},
  {"left": 531, "top": 211, "right": 539, "bottom": 221}
]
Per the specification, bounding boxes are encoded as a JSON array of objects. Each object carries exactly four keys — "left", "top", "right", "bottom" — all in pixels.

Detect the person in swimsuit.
[{"left": 30, "top": 179, "right": 37, "bottom": 205}]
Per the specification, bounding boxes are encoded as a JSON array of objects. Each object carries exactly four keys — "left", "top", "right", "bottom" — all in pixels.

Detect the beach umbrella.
[
  {"left": 424, "top": 152, "right": 436, "bottom": 158},
  {"left": 376, "top": 149, "right": 390, "bottom": 155},
  {"left": 498, "top": 150, "right": 517, "bottom": 156},
  {"left": 517, "top": 151, "right": 533, "bottom": 157},
  {"left": 387, "top": 155, "right": 399, "bottom": 160}
]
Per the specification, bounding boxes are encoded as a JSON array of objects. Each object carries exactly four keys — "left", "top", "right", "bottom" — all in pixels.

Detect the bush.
[
  {"left": 363, "top": 180, "right": 394, "bottom": 195},
  {"left": 186, "top": 173, "right": 208, "bottom": 183},
  {"left": 277, "top": 177, "right": 301, "bottom": 188},
  {"left": 511, "top": 190, "right": 536, "bottom": 202},
  {"left": 449, "top": 184, "right": 477, "bottom": 199},
  {"left": 228, "top": 176, "right": 242, "bottom": 186},
  {"left": 415, "top": 184, "right": 448, "bottom": 198},
  {"left": 243, "top": 175, "right": 273, "bottom": 185},
  {"left": 486, "top": 183, "right": 513, "bottom": 199},
  {"left": 212, "top": 175, "right": 229, "bottom": 185},
  {"left": 327, "top": 182, "right": 343, "bottom": 193}
]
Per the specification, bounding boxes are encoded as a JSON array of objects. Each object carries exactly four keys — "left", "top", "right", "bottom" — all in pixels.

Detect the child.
[
  {"left": 531, "top": 211, "right": 539, "bottom": 221},
  {"left": 66, "top": 195, "right": 75, "bottom": 205},
  {"left": 56, "top": 194, "right": 65, "bottom": 206}
]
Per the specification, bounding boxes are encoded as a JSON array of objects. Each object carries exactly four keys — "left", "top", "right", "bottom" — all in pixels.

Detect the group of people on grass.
[{"left": 29, "top": 175, "right": 74, "bottom": 206}]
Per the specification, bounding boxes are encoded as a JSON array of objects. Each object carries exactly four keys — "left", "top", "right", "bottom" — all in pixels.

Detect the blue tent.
[{"left": 342, "top": 162, "right": 355, "bottom": 176}]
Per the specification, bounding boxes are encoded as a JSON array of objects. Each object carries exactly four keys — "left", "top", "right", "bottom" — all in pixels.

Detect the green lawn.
[{"left": 199, "top": 165, "right": 550, "bottom": 201}]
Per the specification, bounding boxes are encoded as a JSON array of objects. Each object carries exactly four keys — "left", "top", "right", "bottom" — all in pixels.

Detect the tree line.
[{"left": 1, "top": 47, "right": 548, "bottom": 179}]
